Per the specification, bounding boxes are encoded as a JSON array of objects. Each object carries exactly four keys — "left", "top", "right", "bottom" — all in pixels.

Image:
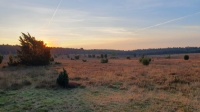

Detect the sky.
[{"left": 0, "top": 0, "right": 200, "bottom": 50}]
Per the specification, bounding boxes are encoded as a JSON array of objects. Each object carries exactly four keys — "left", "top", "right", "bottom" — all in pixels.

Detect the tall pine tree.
[{"left": 17, "top": 33, "right": 51, "bottom": 66}]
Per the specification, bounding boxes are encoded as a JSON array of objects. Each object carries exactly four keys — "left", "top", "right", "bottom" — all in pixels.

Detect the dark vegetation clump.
[
  {"left": 74, "top": 55, "right": 80, "bottom": 60},
  {"left": 82, "top": 59, "right": 87, "bottom": 62},
  {"left": 57, "top": 68, "right": 69, "bottom": 88},
  {"left": 55, "top": 62, "right": 61, "bottom": 65},
  {"left": 0, "top": 55, "right": 3, "bottom": 64},
  {"left": 17, "top": 33, "right": 51, "bottom": 66},
  {"left": 184, "top": 55, "right": 189, "bottom": 60},
  {"left": 100, "top": 54, "right": 108, "bottom": 58},
  {"left": 127, "top": 57, "right": 131, "bottom": 60},
  {"left": 7, "top": 55, "right": 20, "bottom": 66},
  {"left": 88, "top": 54, "right": 92, "bottom": 58},
  {"left": 139, "top": 57, "right": 151, "bottom": 66},
  {"left": 101, "top": 58, "right": 108, "bottom": 63}
]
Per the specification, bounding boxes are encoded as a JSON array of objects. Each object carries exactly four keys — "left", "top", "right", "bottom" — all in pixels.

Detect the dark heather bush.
[
  {"left": 141, "top": 58, "right": 151, "bottom": 66},
  {"left": 127, "top": 57, "right": 131, "bottom": 60},
  {"left": 101, "top": 58, "right": 108, "bottom": 63},
  {"left": 184, "top": 55, "right": 189, "bottom": 60},
  {"left": 8, "top": 55, "right": 20, "bottom": 66},
  {"left": 57, "top": 68, "right": 69, "bottom": 88},
  {"left": 0, "top": 55, "right": 3, "bottom": 64},
  {"left": 139, "top": 57, "right": 151, "bottom": 66},
  {"left": 17, "top": 33, "right": 51, "bottom": 66},
  {"left": 149, "top": 58, "right": 152, "bottom": 62},
  {"left": 88, "top": 54, "right": 92, "bottom": 58},
  {"left": 74, "top": 55, "right": 80, "bottom": 60},
  {"left": 82, "top": 59, "right": 87, "bottom": 62}
]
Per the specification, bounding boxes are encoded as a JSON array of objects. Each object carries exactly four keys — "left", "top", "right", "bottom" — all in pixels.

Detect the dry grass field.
[{"left": 0, "top": 54, "right": 200, "bottom": 112}]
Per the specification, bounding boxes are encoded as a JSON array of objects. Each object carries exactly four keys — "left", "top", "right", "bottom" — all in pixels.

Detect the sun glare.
[{"left": 45, "top": 42, "right": 54, "bottom": 47}]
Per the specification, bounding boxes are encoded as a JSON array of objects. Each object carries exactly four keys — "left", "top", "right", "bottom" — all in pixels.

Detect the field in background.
[{"left": 0, "top": 54, "right": 200, "bottom": 112}]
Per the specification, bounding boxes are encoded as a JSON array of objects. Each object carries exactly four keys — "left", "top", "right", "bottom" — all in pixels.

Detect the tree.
[
  {"left": 57, "top": 68, "right": 69, "bottom": 88},
  {"left": 17, "top": 33, "right": 51, "bottom": 66}
]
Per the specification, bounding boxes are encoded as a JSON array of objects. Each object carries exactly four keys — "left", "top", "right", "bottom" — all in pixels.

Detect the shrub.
[
  {"left": 55, "top": 62, "right": 61, "bottom": 65},
  {"left": 101, "top": 58, "right": 108, "bottom": 63},
  {"left": 17, "top": 33, "right": 51, "bottom": 66},
  {"left": 184, "top": 55, "right": 189, "bottom": 60},
  {"left": 127, "top": 57, "right": 131, "bottom": 60},
  {"left": 82, "top": 59, "right": 87, "bottom": 62},
  {"left": 57, "top": 68, "right": 69, "bottom": 88},
  {"left": 0, "top": 55, "right": 3, "bottom": 64},
  {"left": 7, "top": 55, "right": 20, "bottom": 66},
  {"left": 74, "top": 55, "right": 80, "bottom": 60},
  {"left": 139, "top": 57, "right": 151, "bottom": 66},
  {"left": 141, "top": 58, "right": 151, "bottom": 66},
  {"left": 149, "top": 58, "right": 151, "bottom": 62},
  {"left": 88, "top": 54, "right": 92, "bottom": 58}
]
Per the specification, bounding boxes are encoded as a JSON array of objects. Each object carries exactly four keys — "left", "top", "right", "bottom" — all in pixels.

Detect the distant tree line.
[{"left": 0, "top": 45, "right": 200, "bottom": 56}]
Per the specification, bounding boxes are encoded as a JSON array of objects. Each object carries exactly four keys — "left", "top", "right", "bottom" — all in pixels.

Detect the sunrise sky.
[{"left": 0, "top": 0, "right": 200, "bottom": 50}]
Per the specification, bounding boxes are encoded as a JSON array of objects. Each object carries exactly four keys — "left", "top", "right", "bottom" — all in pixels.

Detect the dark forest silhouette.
[{"left": 0, "top": 44, "right": 200, "bottom": 56}]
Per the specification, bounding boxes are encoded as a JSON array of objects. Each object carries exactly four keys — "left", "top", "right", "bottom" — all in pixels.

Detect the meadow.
[{"left": 0, "top": 54, "right": 200, "bottom": 112}]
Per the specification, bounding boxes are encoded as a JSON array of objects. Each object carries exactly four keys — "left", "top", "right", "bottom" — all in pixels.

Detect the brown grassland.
[{"left": 0, "top": 54, "right": 200, "bottom": 112}]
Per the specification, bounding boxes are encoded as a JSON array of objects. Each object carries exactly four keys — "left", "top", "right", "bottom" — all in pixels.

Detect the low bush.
[
  {"left": 57, "top": 68, "right": 69, "bottom": 88},
  {"left": 142, "top": 58, "right": 151, "bottom": 66},
  {"left": 82, "top": 59, "right": 87, "bottom": 62},
  {"left": 101, "top": 58, "right": 108, "bottom": 63},
  {"left": 127, "top": 57, "right": 131, "bottom": 60},
  {"left": 88, "top": 54, "right": 92, "bottom": 58},
  {"left": 7, "top": 55, "right": 20, "bottom": 66},
  {"left": 55, "top": 62, "right": 61, "bottom": 65},
  {"left": 139, "top": 57, "right": 151, "bottom": 66},
  {"left": 184, "top": 55, "right": 189, "bottom": 60},
  {"left": 74, "top": 55, "right": 80, "bottom": 60}
]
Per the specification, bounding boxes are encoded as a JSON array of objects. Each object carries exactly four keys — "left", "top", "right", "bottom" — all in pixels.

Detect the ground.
[{"left": 0, "top": 54, "right": 200, "bottom": 112}]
